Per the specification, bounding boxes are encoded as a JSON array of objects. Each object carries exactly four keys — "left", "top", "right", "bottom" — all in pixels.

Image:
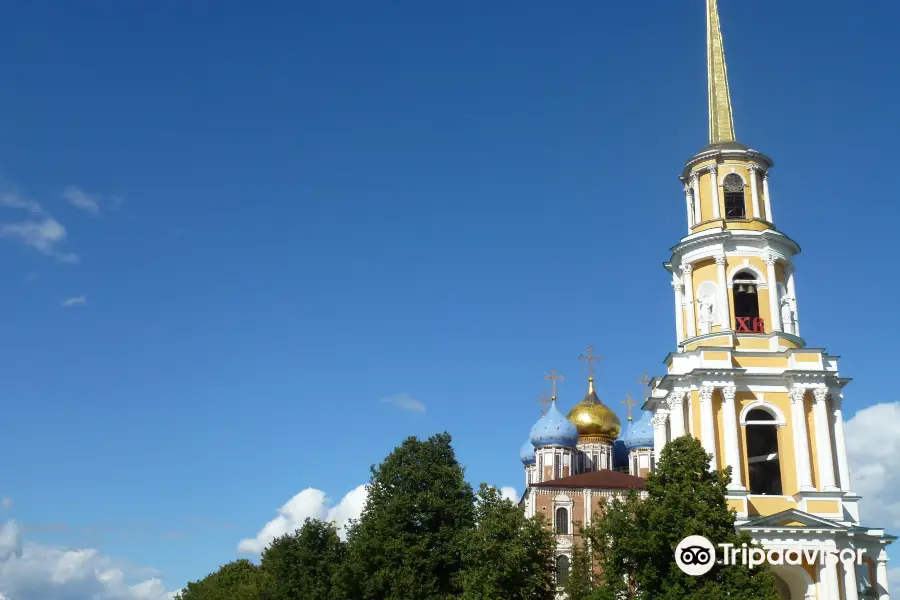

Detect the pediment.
[{"left": 742, "top": 509, "right": 843, "bottom": 530}]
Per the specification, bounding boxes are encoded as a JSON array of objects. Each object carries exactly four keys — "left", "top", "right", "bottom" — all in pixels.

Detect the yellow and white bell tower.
[{"left": 646, "top": 1, "right": 894, "bottom": 598}]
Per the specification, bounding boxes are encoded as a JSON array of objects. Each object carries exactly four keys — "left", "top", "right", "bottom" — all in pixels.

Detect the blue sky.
[{"left": 0, "top": 0, "right": 898, "bottom": 596}]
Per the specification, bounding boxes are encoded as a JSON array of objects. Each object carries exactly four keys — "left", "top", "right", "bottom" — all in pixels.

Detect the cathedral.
[{"left": 517, "top": 2, "right": 894, "bottom": 599}]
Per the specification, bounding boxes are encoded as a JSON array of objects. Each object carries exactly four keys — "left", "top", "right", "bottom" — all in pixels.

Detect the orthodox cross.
[
  {"left": 621, "top": 392, "right": 638, "bottom": 422},
  {"left": 578, "top": 345, "right": 603, "bottom": 379},
  {"left": 637, "top": 372, "right": 651, "bottom": 402},
  {"left": 545, "top": 369, "right": 564, "bottom": 399},
  {"left": 536, "top": 391, "right": 551, "bottom": 416}
]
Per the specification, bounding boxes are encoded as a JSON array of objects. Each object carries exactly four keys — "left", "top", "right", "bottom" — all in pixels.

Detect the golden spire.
[
  {"left": 621, "top": 392, "right": 638, "bottom": 422},
  {"left": 536, "top": 391, "right": 551, "bottom": 416},
  {"left": 707, "top": 0, "right": 736, "bottom": 143},
  {"left": 544, "top": 369, "right": 564, "bottom": 400}
]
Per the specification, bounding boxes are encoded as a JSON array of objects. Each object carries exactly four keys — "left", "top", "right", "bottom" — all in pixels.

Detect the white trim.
[
  {"left": 728, "top": 262, "right": 766, "bottom": 285},
  {"left": 739, "top": 400, "right": 787, "bottom": 427}
]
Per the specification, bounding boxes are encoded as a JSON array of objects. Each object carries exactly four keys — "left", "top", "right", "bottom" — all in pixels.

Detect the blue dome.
[
  {"left": 613, "top": 439, "right": 630, "bottom": 469},
  {"left": 529, "top": 399, "right": 578, "bottom": 448},
  {"left": 621, "top": 411, "right": 655, "bottom": 450},
  {"left": 520, "top": 439, "right": 536, "bottom": 464}
]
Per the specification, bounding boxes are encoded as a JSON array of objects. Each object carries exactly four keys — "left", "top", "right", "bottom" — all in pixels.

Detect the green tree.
[
  {"left": 564, "top": 537, "right": 596, "bottom": 600},
  {"left": 458, "top": 484, "right": 555, "bottom": 600},
  {"left": 585, "top": 436, "right": 781, "bottom": 600},
  {"left": 175, "top": 559, "right": 266, "bottom": 600},
  {"left": 340, "top": 432, "right": 475, "bottom": 600},
  {"left": 260, "top": 518, "right": 344, "bottom": 600}
]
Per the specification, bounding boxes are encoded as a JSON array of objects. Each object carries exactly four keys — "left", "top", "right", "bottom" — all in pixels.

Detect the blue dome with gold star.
[
  {"left": 520, "top": 439, "right": 536, "bottom": 464},
  {"left": 621, "top": 410, "right": 654, "bottom": 450},
  {"left": 530, "top": 399, "right": 578, "bottom": 448}
]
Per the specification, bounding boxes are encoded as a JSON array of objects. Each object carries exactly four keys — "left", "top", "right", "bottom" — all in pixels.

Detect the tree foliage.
[
  {"left": 458, "top": 483, "right": 555, "bottom": 600},
  {"left": 260, "top": 519, "right": 344, "bottom": 600},
  {"left": 584, "top": 435, "right": 781, "bottom": 600},
  {"left": 339, "top": 432, "right": 476, "bottom": 600},
  {"left": 175, "top": 559, "right": 267, "bottom": 600}
]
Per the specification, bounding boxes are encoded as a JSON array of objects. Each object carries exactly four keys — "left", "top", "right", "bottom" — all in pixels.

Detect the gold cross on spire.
[
  {"left": 621, "top": 392, "right": 639, "bottom": 422},
  {"left": 637, "top": 372, "right": 651, "bottom": 402},
  {"left": 545, "top": 369, "right": 564, "bottom": 399},
  {"left": 536, "top": 391, "right": 551, "bottom": 416},
  {"left": 578, "top": 345, "right": 603, "bottom": 380}
]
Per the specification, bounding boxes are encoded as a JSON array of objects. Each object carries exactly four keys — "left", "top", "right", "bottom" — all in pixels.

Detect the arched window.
[
  {"left": 554, "top": 455, "right": 561, "bottom": 480},
  {"left": 555, "top": 507, "right": 569, "bottom": 534},
  {"left": 556, "top": 555, "right": 570, "bottom": 587},
  {"left": 723, "top": 173, "right": 746, "bottom": 219},
  {"left": 733, "top": 271, "right": 761, "bottom": 331},
  {"left": 746, "top": 408, "right": 782, "bottom": 495}
]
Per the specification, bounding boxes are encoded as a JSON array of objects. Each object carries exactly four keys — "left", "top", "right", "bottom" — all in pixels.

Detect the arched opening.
[
  {"left": 723, "top": 173, "right": 746, "bottom": 219},
  {"left": 745, "top": 409, "right": 782, "bottom": 495},
  {"left": 555, "top": 507, "right": 569, "bottom": 534},
  {"left": 556, "top": 555, "right": 570, "bottom": 588},
  {"left": 772, "top": 573, "right": 791, "bottom": 600},
  {"left": 733, "top": 271, "right": 761, "bottom": 332}
]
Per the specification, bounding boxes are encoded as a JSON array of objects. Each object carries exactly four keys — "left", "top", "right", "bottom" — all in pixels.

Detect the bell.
[
  {"left": 737, "top": 284, "right": 746, "bottom": 293},
  {"left": 747, "top": 285, "right": 756, "bottom": 294}
]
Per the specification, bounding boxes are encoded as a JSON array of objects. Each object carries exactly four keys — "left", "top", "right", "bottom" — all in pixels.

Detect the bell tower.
[{"left": 646, "top": 2, "right": 894, "bottom": 598}]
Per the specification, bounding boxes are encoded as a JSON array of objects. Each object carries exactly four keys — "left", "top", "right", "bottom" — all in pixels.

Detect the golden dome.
[{"left": 566, "top": 378, "right": 622, "bottom": 442}]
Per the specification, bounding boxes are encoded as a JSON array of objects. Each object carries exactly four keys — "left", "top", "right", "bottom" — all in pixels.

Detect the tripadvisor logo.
[{"left": 675, "top": 535, "right": 866, "bottom": 576}]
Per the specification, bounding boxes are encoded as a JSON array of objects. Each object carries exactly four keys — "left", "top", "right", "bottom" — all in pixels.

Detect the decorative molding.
[
  {"left": 739, "top": 400, "right": 787, "bottom": 427},
  {"left": 699, "top": 384, "right": 715, "bottom": 403},
  {"left": 715, "top": 254, "right": 727, "bottom": 266},
  {"left": 764, "top": 253, "right": 778, "bottom": 267},
  {"left": 681, "top": 264, "right": 694, "bottom": 275},
  {"left": 789, "top": 387, "right": 807, "bottom": 405},
  {"left": 651, "top": 412, "right": 668, "bottom": 428},
  {"left": 672, "top": 280, "right": 684, "bottom": 292},
  {"left": 813, "top": 388, "right": 828, "bottom": 404},
  {"left": 722, "top": 384, "right": 736, "bottom": 402},
  {"left": 666, "top": 390, "right": 686, "bottom": 409}
]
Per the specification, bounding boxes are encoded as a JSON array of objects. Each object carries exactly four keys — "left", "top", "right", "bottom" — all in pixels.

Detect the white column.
[
  {"left": 709, "top": 166, "right": 721, "bottom": 219},
  {"left": 818, "top": 557, "right": 842, "bottom": 600},
  {"left": 715, "top": 254, "right": 731, "bottom": 331},
  {"left": 691, "top": 172, "right": 702, "bottom": 223},
  {"left": 764, "top": 253, "right": 782, "bottom": 332},
  {"left": 790, "top": 387, "right": 815, "bottom": 491},
  {"left": 876, "top": 549, "right": 890, "bottom": 600},
  {"left": 721, "top": 384, "right": 743, "bottom": 489},
  {"left": 673, "top": 280, "right": 685, "bottom": 345},
  {"left": 763, "top": 172, "right": 773, "bottom": 222},
  {"left": 652, "top": 412, "right": 668, "bottom": 464},
  {"left": 842, "top": 553, "right": 860, "bottom": 600},
  {"left": 684, "top": 183, "right": 694, "bottom": 231},
  {"left": 813, "top": 388, "right": 839, "bottom": 491},
  {"left": 748, "top": 165, "right": 761, "bottom": 219},
  {"left": 682, "top": 264, "right": 697, "bottom": 338},
  {"left": 785, "top": 262, "right": 800, "bottom": 337},
  {"left": 666, "top": 390, "right": 686, "bottom": 439},
  {"left": 830, "top": 393, "right": 853, "bottom": 492},
  {"left": 699, "top": 384, "right": 718, "bottom": 470}
]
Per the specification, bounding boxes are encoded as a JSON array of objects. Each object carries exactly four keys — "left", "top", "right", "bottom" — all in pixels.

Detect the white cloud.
[
  {"left": 845, "top": 402, "right": 900, "bottom": 530},
  {"left": 0, "top": 191, "right": 43, "bottom": 215},
  {"left": 0, "top": 218, "right": 79, "bottom": 264},
  {"left": 60, "top": 296, "right": 86, "bottom": 308},
  {"left": 61, "top": 186, "right": 101, "bottom": 216},
  {"left": 499, "top": 487, "right": 519, "bottom": 503},
  {"left": 0, "top": 521, "right": 178, "bottom": 600},
  {"left": 237, "top": 485, "right": 368, "bottom": 555},
  {"left": 378, "top": 393, "right": 425, "bottom": 414}
]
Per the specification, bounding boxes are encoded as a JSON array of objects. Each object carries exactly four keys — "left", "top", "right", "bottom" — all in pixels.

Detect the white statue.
[
  {"left": 697, "top": 295, "right": 715, "bottom": 335},
  {"left": 781, "top": 296, "right": 794, "bottom": 334}
]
